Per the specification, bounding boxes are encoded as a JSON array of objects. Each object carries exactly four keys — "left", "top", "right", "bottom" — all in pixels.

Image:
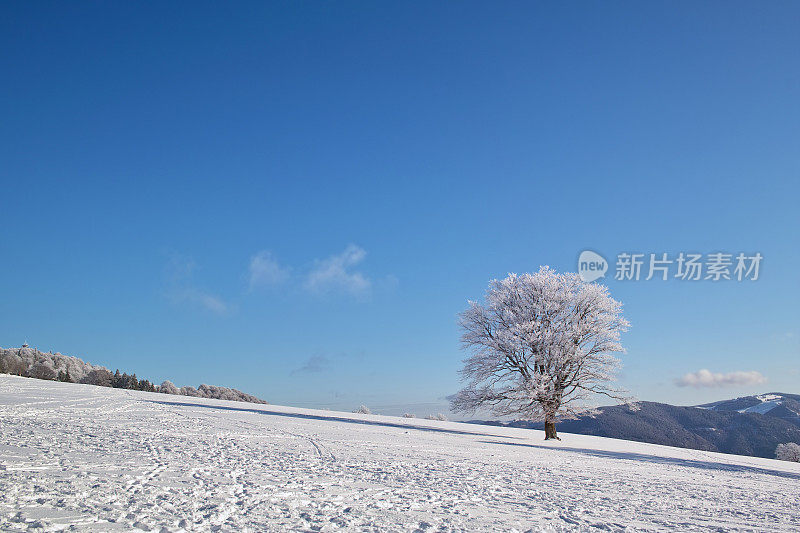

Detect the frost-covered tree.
[
  {"left": 28, "top": 362, "right": 57, "bottom": 381},
  {"left": 159, "top": 380, "right": 180, "bottom": 395},
  {"left": 1, "top": 345, "right": 267, "bottom": 404},
  {"left": 776, "top": 442, "right": 800, "bottom": 462},
  {"left": 81, "top": 368, "right": 113, "bottom": 387},
  {"left": 0, "top": 352, "right": 26, "bottom": 375},
  {"left": 353, "top": 405, "right": 372, "bottom": 414},
  {"left": 450, "top": 267, "right": 630, "bottom": 440}
]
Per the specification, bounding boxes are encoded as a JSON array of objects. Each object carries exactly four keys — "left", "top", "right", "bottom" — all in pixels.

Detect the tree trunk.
[{"left": 544, "top": 419, "right": 560, "bottom": 440}]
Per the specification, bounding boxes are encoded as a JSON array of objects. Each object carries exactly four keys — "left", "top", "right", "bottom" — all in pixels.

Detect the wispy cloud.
[
  {"left": 772, "top": 331, "right": 796, "bottom": 342},
  {"left": 292, "top": 354, "right": 331, "bottom": 375},
  {"left": 248, "top": 251, "right": 290, "bottom": 289},
  {"left": 163, "top": 252, "right": 231, "bottom": 315},
  {"left": 304, "top": 244, "right": 371, "bottom": 297},
  {"left": 170, "top": 288, "right": 230, "bottom": 315},
  {"left": 675, "top": 369, "right": 767, "bottom": 388}
]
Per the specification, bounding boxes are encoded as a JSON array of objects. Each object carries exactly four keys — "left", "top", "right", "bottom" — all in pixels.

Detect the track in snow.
[{"left": 1, "top": 375, "right": 799, "bottom": 531}]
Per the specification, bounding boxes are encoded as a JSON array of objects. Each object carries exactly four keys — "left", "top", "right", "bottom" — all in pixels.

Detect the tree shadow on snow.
[
  {"left": 477, "top": 439, "right": 800, "bottom": 480},
  {"left": 145, "top": 399, "right": 525, "bottom": 440}
]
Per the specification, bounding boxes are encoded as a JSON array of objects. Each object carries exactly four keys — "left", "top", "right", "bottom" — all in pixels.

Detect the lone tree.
[
  {"left": 776, "top": 442, "right": 800, "bottom": 462},
  {"left": 450, "top": 267, "right": 630, "bottom": 440}
]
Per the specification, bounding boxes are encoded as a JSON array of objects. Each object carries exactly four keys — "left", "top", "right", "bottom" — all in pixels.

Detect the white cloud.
[
  {"left": 675, "top": 369, "right": 767, "bottom": 388},
  {"left": 172, "top": 288, "right": 230, "bottom": 315},
  {"left": 163, "top": 253, "right": 231, "bottom": 315},
  {"left": 248, "top": 251, "right": 290, "bottom": 289},
  {"left": 304, "top": 244, "right": 371, "bottom": 297}
]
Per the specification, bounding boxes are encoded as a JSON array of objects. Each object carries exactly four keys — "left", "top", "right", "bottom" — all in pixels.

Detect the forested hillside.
[{"left": 500, "top": 399, "right": 800, "bottom": 459}]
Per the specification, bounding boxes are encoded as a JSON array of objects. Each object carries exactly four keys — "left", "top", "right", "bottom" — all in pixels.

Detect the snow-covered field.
[{"left": 1, "top": 375, "right": 799, "bottom": 532}]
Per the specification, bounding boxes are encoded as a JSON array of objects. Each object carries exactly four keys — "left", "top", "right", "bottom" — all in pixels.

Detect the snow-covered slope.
[
  {"left": 524, "top": 397, "right": 800, "bottom": 458},
  {"left": 700, "top": 392, "right": 800, "bottom": 419},
  {"left": 739, "top": 396, "right": 784, "bottom": 415},
  {"left": 1, "top": 376, "right": 799, "bottom": 532}
]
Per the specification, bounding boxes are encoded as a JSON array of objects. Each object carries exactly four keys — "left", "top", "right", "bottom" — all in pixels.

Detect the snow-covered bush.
[
  {"left": 425, "top": 413, "right": 448, "bottom": 421},
  {"left": 403, "top": 413, "right": 416, "bottom": 418},
  {"left": 776, "top": 442, "right": 800, "bottom": 462},
  {"left": 159, "top": 380, "right": 180, "bottom": 395},
  {"left": 354, "top": 405, "right": 372, "bottom": 414},
  {"left": 180, "top": 386, "right": 203, "bottom": 397},
  {"left": 196, "top": 384, "right": 267, "bottom": 404},
  {"left": 157, "top": 381, "right": 269, "bottom": 402}
]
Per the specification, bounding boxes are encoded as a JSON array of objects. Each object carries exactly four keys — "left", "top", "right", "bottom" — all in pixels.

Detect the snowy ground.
[{"left": 1, "top": 375, "right": 799, "bottom": 532}]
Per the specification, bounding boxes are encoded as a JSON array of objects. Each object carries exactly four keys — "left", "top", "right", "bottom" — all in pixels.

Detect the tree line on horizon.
[
  {"left": 0, "top": 346, "right": 266, "bottom": 404},
  {"left": 47, "top": 366, "right": 159, "bottom": 393}
]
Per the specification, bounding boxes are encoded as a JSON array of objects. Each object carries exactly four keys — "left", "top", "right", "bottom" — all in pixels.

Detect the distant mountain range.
[
  {"left": 475, "top": 393, "right": 800, "bottom": 459},
  {"left": 699, "top": 392, "right": 800, "bottom": 419}
]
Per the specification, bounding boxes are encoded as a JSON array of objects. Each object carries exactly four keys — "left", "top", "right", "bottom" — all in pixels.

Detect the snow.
[
  {"left": 735, "top": 394, "right": 786, "bottom": 415},
  {"left": 739, "top": 399, "right": 783, "bottom": 415},
  {"left": 2, "top": 375, "right": 799, "bottom": 532},
  {"left": 757, "top": 394, "right": 783, "bottom": 402}
]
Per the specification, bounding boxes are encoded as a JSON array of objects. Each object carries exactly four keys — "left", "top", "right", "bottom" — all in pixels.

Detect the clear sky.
[{"left": 1, "top": 2, "right": 798, "bottom": 415}]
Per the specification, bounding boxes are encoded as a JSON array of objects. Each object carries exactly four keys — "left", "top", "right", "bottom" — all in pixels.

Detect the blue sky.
[{"left": 1, "top": 2, "right": 798, "bottom": 414}]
